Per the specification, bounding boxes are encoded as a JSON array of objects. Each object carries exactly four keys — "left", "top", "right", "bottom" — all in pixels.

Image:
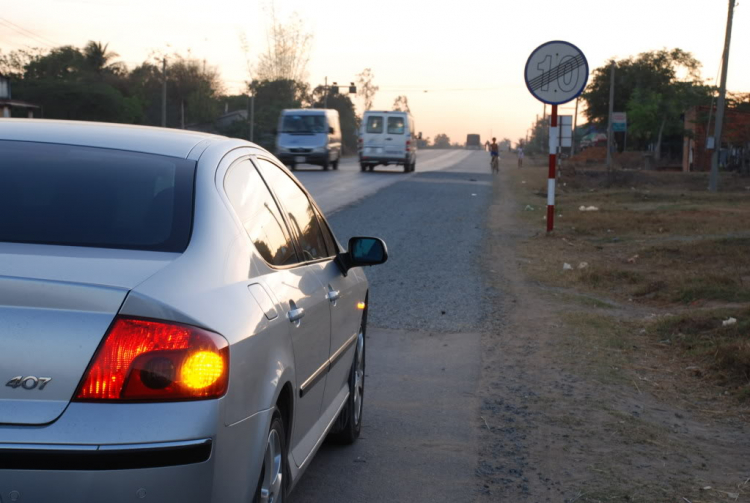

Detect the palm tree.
[{"left": 83, "top": 41, "right": 119, "bottom": 75}]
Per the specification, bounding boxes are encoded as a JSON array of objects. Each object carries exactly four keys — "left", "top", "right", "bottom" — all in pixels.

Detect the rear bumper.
[
  {"left": 278, "top": 152, "right": 329, "bottom": 165},
  {"left": 359, "top": 155, "right": 411, "bottom": 165},
  {"left": 0, "top": 440, "right": 215, "bottom": 502},
  {"left": 0, "top": 401, "right": 273, "bottom": 503}
]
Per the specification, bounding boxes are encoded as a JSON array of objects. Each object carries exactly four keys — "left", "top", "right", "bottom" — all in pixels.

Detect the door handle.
[
  {"left": 288, "top": 307, "right": 305, "bottom": 326},
  {"left": 327, "top": 288, "right": 340, "bottom": 304}
]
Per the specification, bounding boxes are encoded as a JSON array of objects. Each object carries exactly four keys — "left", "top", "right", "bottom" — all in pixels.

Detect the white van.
[
  {"left": 275, "top": 109, "right": 342, "bottom": 170},
  {"left": 359, "top": 111, "right": 419, "bottom": 172}
]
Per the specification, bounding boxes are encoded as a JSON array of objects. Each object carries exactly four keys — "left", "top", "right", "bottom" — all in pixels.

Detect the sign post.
[
  {"left": 525, "top": 41, "right": 589, "bottom": 232},
  {"left": 613, "top": 112, "right": 627, "bottom": 151}
]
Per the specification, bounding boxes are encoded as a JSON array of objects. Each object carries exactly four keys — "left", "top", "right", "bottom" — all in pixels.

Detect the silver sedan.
[{"left": 0, "top": 119, "right": 387, "bottom": 502}]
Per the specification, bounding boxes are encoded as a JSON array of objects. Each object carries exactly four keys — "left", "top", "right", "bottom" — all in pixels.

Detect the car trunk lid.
[{"left": 0, "top": 244, "right": 178, "bottom": 425}]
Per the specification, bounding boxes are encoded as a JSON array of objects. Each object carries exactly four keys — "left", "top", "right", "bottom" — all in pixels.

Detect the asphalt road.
[
  {"left": 293, "top": 149, "right": 473, "bottom": 215},
  {"left": 290, "top": 150, "right": 494, "bottom": 502}
]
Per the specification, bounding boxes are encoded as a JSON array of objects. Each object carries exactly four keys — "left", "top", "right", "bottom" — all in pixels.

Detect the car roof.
[
  {"left": 364, "top": 110, "right": 410, "bottom": 115},
  {"left": 281, "top": 109, "right": 328, "bottom": 115},
  {"left": 0, "top": 119, "right": 226, "bottom": 159}
]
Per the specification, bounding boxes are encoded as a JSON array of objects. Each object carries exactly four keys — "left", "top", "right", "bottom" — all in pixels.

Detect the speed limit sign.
[
  {"left": 525, "top": 41, "right": 589, "bottom": 234},
  {"left": 525, "top": 41, "right": 588, "bottom": 105}
]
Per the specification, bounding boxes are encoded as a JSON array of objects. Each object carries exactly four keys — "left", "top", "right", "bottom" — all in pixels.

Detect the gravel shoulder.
[{"left": 475, "top": 158, "right": 750, "bottom": 502}]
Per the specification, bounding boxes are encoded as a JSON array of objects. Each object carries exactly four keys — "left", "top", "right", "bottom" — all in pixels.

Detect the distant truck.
[{"left": 466, "top": 134, "right": 481, "bottom": 150}]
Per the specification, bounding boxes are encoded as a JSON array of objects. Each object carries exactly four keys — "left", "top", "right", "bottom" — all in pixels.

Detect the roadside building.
[
  {"left": 683, "top": 105, "right": 750, "bottom": 172},
  {"left": 187, "top": 109, "right": 248, "bottom": 134},
  {"left": 0, "top": 75, "right": 40, "bottom": 118}
]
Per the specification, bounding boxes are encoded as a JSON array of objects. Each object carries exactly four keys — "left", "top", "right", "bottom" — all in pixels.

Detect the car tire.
[
  {"left": 290, "top": 163, "right": 296, "bottom": 171},
  {"left": 252, "top": 407, "right": 288, "bottom": 503},
  {"left": 368, "top": 165, "right": 374, "bottom": 172},
  {"left": 403, "top": 163, "right": 409, "bottom": 173},
  {"left": 332, "top": 155, "right": 339, "bottom": 170},
  {"left": 360, "top": 163, "right": 367, "bottom": 172},
  {"left": 411, "top": 160, "right": 416, "bottom": 172},
  {"left": 329, "top": 309, "right": 367, "bottom": 444}
]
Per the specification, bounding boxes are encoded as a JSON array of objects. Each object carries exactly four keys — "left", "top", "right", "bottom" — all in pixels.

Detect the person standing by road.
[{"left": 517, "top": 146, "right": 524, "bottom": 168}]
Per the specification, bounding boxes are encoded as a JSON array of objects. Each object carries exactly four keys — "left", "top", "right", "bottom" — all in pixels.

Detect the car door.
[
  {"left": 385, "top": 114, "right": 407, "bottom": 161},
  {"left": 312, "top": 205, "right": 367, "bottom": 413},
  {"left": 253, "top": 157, "right": 335, "bottom": 465},
  {"left": 363, "top": 114, "right": 385, "bottom": 158}
]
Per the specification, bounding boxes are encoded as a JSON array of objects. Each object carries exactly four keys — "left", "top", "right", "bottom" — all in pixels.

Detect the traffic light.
[
  {"left": 349, "top": 82, "right": 357, "bottom": 94},
  {"left": 331, "top": 82, "right": 339, "bottom": 94}
]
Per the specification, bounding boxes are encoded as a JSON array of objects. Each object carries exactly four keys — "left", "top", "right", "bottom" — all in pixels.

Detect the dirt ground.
[{"left": 474, "top": 157, "right": 750, "bottom": 503}]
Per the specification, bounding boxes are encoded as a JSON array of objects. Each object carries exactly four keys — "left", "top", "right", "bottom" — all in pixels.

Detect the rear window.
[
  {"left": 0, "top": 141, "right": 195, "bottom": 252},
  {"left": 387, "top": 117, "right": 405, "bottom": 135},
  {"left": 366, "top": 116, "right": 384, "bottom": 134}
]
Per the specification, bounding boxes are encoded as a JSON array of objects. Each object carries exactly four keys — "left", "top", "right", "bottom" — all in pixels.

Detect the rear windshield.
[
  {"left": 366, "top": 116, "right": 384, "bottom": 134},
  {"left": 280, "top": 114, "right": 326, "bottom": 134},
  {"left": 387, "top": 117, "right": 405, "bottom": 135},
  {"left": 0, "top": 141, "right": 195, "bottom": 252}
]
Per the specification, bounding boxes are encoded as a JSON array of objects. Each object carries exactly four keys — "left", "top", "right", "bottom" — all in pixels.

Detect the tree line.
[
  {"left": 523, "top": 48, "right": 749, "bottom": 160},
  {"left": 0, "top": 38, "right": 365, "bottom": 154}
]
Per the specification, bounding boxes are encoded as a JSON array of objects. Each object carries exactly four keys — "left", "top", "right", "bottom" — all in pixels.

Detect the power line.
[
  {"left": 379, "top": 86, "right": 514, "bottom": 93},
  {"left": 0, "top": 17, "right": 59, "bottom": 48}
]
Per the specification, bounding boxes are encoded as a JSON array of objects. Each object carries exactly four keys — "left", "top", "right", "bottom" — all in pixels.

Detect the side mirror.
[
  {"left": 335, "top": 237, "right": 388, "bottom": 276},
  {"left": 329, "top": 127, "right": 335, "bottom": 134}
]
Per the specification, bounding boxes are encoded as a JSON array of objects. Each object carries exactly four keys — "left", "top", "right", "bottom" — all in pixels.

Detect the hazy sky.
[{"left": 2, "top": 0, "right": 748, "bottom": 144}]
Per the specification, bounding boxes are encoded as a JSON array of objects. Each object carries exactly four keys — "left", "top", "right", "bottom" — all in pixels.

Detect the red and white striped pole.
[{"left": 546, "top": 104, "right": 558, "bottom": 232}]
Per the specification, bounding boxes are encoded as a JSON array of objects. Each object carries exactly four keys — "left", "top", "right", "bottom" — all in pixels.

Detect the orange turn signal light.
[{"left": 357, "top": 301, "right": 366, "bottom": 310}]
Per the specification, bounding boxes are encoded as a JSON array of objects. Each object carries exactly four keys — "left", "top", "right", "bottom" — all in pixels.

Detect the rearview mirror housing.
[{"left": 335, "top": 237, "right": 388, "bottom": 276}]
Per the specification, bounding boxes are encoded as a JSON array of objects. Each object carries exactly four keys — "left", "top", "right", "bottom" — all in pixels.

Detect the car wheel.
[
  {"left": 368, "top": 165, "right": 374, "bottom": 172},
  {"left": 411, "top": 160, "right": 416, "bottom": 172},
  {"left": 360, "top": 163, "right": 367, "bottom": 172},
  {"left": 329, "top": 310, "right": 366, "bottom": 444},
  {"left": 332, "top": 156, "right": 339, "bottom": 170},
  {"left": 289, "top": 163, "right": 296, "bottom": 171},
  {"left": 252, "top": 407, "right": 287, "bottom": 503}
]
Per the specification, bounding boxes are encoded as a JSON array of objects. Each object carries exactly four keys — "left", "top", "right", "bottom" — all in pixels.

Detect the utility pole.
[
  {"left": 250, "top": 94, "right": 255, "bottom": 142},
  {"left": 323, "top": 76, "right": 328, "bottom": 109},
  {"left": 572, "top": 97, "right": 579, "bottom": 155},
  {"left": 709, "top": 0, "right": 736, "bottom": 192},
  {"left": 606, "top": 61, "right": 615, "bottom": 169},
  {"left": 161, "top": 57, "right": 167, "bottom": 128}
]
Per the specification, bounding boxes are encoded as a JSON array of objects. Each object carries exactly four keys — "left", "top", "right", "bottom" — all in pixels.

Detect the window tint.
[
  {"left": 224, "top": 160, "right": 298, "bottom": 267},
  {"left": 0, "top": 141, "right": 194, "bottom": 252},
  {"left": 366, "top": 116, "right": 383, "bottom": 134},
  {"left": 387, "top": 116, "right": 405, "bottom": 135},
  {"left": 280, "top": 114, "right": 327, "bottom": 134},
  {"left": 256, "top": 159, "right": 331, "bottom": 261},
  {"left": 314, "top": 206, "right": 338, "bottom": 256}
]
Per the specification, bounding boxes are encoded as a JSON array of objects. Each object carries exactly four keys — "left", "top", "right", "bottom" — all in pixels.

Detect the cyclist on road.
[{"left": 489, "top": 137, "right": 500, "bottom": 173}]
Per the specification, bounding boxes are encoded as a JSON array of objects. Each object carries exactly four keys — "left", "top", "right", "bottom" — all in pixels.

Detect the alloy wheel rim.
[
  {"left": 353, "top": 331, "right": 365, "bottom": 426},
  {"left": 260, "top": 429, "right": 283, "bottom": 503}
]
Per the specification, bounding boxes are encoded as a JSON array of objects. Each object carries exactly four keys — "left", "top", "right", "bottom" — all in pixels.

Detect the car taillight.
[
  {"left": 74, "top": 317, "right": 229, "bottom": 402},
  {"left": 406, "top": 140, "right": 411, "bottom": 153}
]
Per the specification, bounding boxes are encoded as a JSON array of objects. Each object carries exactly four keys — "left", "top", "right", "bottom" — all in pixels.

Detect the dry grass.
[{"left": 512, "top": 162, "right": 750, "bottom": 403}]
